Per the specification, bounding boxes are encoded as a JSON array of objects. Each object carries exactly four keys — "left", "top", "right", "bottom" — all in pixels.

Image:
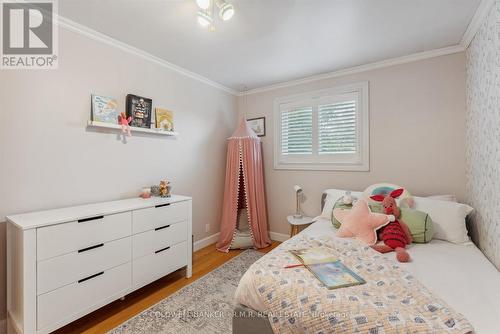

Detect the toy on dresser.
[
  {"left": 159, "top": 180, "right": 171, "bottom": 197},
  {"left": 370, "top": 188, "right": 412, "bottom": 262}
]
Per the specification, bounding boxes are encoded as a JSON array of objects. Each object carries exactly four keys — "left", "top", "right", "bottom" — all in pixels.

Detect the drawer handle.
[
  {"left": 155, "top": 246, "right": 171, "bottom": 254},
  {"left": 78, "top": 215, "right": 104, "bottom": 223},
  {"left": 78, "top": 243, "right": 104, "bottom": 253},
  {"left": 155, "top": 224, "right": 171, "bottom": 231},
  {"left": 155, "top": 203, "right": 171, "bottom": 208},
  {"left": 78, "top": 271, "right": 104, "bottom": 284}
]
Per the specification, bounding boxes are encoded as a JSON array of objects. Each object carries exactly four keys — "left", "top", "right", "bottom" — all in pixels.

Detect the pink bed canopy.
[{"left": 216, "top": 120, "right": 271, "bottom": 252}]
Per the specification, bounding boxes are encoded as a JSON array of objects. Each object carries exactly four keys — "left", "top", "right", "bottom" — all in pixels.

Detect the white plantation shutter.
[
  {"left": 318, "top": 100, "right": 357, "bottom": 154},
  {"left": 281, "top": 107, "right": 313, "bottom": 155},
  {"left": 274, "top": 82, "right": 369, "bottom": 171}
]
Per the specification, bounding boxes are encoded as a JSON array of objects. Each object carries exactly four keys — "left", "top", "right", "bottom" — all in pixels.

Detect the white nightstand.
[{"left": 287, "top": 215, "right": 313, "bottom": 237}]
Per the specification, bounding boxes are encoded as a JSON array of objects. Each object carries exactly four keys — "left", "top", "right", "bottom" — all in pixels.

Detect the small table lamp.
[{"left": 293, "top": 185, "right": 303, "bottom": 218}]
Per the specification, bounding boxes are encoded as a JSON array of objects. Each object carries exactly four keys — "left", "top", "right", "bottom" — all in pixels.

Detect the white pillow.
[
  {"left": 317, "top": 189, "right": 363, "bottom": 220},
  {"left": 427, "top": 194, "right": 457, "bottom": 202},
  {"left": 412, "top": 196, "right": 473, "bottom": 244}
]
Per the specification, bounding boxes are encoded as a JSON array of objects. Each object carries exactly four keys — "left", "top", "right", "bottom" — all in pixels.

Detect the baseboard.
[
  {"left": 193, "top": 232, "right": 220, "bottom": 251},
  {"left": 193, "top": 231, "right": 289, "bottom": 251},
  {"left": 269, "top": 231, "right": 289, "bottom": 242}
]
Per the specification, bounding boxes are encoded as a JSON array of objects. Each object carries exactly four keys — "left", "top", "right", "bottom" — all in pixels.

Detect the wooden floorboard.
[{"left": 54, "top": 241, "right": 280, "bottom": 334}]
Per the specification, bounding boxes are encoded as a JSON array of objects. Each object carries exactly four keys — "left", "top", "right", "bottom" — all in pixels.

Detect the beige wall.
[
  {"left": 239, "top": 53, "right": 467, "bottom": 236},
  {"left": 0, "top": 28, "right": 237, "bottom": 327}
]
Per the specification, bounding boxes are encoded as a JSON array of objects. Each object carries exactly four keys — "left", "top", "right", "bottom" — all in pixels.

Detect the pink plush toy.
[
  {"left": 118, "top": 112, "right": 132, "bottom": 136},
  {"left": 370, "top": 189, "right": 413, "bottom": 262},
  {"left": 334, "top": 199, "right": 391, "bottom": 245}
]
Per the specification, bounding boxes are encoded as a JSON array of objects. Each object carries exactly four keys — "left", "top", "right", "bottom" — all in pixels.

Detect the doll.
[
  {"left": 370, "top": 189, "right": 413, "bottom": 262},
  {"left": 118, "top": 112, "right": 132, "bottom": 136}
]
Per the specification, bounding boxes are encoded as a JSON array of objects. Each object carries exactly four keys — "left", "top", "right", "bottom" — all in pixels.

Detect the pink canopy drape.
[{"left": 216, "top": 120, "right": 271, "bottom": 252}]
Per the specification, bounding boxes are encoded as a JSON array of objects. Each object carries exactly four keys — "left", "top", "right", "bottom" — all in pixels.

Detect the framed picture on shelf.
[
  {"left": 155, "top": 108, "right": 174, "bottom": 131},
  {"left": 126, "top": 94, "right": 152, "bottom": 128},
  {"left": 247, "top": 117, "right": 265, "bottom": 137},
  {"left": 91, "top": 95, "right": 119, "bottom": 124}
]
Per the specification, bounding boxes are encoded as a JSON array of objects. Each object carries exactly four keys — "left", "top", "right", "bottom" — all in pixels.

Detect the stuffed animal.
[
  {"left": 118, "top": 112, "right": 132, "bottom": 136},
  {"left": 159, "top": 180, "right": 171, "bottom": 197},
  {"left": 370, "top": 188, "right": 412, "bottom": 262},
  {"left": 333, "top": 199, "right": 390, "bottom": 245}
]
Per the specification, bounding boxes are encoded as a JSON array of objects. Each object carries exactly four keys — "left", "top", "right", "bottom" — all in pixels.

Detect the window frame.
[{"left": 273, "top": 82, "right": 370, "bottom": 171}]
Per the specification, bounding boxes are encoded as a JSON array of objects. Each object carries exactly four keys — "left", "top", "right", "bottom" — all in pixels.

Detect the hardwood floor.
[{"left": 53, "top": 241, "right": 280, "bottom": 334}]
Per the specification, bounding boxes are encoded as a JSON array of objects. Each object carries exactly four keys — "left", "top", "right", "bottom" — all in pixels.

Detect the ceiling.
[{"left": 59, "top": 0, "right": 481, "bottom": 92}]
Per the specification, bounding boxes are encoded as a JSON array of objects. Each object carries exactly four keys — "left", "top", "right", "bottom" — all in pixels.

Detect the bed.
[{"left": 233, "top": 196, "right": 500, "bottom": 333}]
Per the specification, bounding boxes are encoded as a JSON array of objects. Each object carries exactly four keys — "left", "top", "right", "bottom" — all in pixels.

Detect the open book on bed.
[{"left": 290, "top": 248, "right": 365, "bottom": 289}]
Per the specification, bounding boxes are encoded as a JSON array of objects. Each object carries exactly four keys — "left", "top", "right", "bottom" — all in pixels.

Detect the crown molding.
[
  {"left": 238, "top": 44, "right": 465, "bottom": 96},
  {"left": 56, "top": 16, "right": 238, "bottom": 96},
  {"left": 460, "top": 0, "right": 496, "bottom": 48},
  {"left": 54, "top": 0, "right": 490, "bottom": 97}
]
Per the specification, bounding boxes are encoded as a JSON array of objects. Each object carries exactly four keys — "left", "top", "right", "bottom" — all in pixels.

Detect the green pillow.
[
  {"left": 399, "top": 208, "right": 434, "bottom": 243},
  {"left": 331, "top": 202, "right": 434, "bottom": 243}
]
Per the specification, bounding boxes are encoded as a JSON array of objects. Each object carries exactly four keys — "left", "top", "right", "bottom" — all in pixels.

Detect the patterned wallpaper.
[{"left": 465, "top": 0, "right": 500, "bottom": 269}]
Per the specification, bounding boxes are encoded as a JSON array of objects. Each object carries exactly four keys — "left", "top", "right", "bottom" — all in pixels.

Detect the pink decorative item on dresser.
[{"left": 216, "top": 119, "right": 271, "bottom": 252}]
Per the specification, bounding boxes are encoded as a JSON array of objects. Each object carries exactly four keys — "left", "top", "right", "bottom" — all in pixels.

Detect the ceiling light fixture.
[
  {"left": 216, "top": 0, "right": 234, "bottom": 21},
  {"left": 195, "top": 0, "right": 234, "bottom": 30},
  {"left": 196, "top": 0, "right": 210, "bottom": 10},
  {"left": 197, "top": 9, "right": 213, "bottom": 27}
]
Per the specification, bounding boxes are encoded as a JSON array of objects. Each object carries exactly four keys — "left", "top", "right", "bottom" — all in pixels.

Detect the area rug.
[{"left": 108, "top": 249, "right": 263, "bottom": 334}]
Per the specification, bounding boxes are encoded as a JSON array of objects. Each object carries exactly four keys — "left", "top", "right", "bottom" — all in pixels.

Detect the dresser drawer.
[
  {"left": 37, "top": 237, "right": 131, "bottom": 295},
  {"left": 133, "top": 241, "right": 187, "bottom": 289},
  {"left": 37, "top": 212, "right": 132, "bottom": 260},
  {"left": 37, "top": 262, "right": 131, "bottom": 331},
  {"left": 132, "top": 201, "right": 188, "bottom": 234},
  {"left": 133, "top": 221, "right": 187, "bottom": 260}
]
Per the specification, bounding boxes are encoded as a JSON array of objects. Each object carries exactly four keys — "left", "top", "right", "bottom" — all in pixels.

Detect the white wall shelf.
[{"left": 87, "top": 121, "right": 179, "bottom": 137}]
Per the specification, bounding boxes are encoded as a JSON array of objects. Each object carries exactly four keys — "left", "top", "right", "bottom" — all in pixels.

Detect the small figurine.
[
  {"left": 118, "top": 112, "right": 132, "bottom": 136},
  {"left": 140, "top": 188, "right": 151, "bottom": 199},
  {"left": 159, "top": 180, "right": 171, "bottom": 197},
  {"left": 150, "top": 185, "right": 160, "bottom": 197}
]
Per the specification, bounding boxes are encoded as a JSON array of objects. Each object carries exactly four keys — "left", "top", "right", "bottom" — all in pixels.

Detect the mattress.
[{"left": 235, "top": 218, "right": 500, "bottom": 333}]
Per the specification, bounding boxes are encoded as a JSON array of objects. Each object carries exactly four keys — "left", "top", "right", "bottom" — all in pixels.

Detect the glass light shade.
[
  {"left": 196, "top": 0, "right": 210, "bottom": 10},
  {"left": 197, "top": 10, "right": 213, "bottom": 27},
  {"left": 219, "top": 3, "right": 234, "bottom": 21}
]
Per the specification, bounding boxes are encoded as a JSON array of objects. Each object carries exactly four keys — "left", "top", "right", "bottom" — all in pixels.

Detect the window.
[{"left": 274, "top": 82, "right": 369, "bottom": 171}]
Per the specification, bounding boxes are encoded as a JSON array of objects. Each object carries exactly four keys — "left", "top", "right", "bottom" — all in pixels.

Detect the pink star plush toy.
[{"left": 333, "top": 199, "right": 390, "bottom": 245}]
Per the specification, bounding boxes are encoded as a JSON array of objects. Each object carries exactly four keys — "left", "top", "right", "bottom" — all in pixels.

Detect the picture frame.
[
  {"left": 247, "top": 117, "right": 265, "bottom": 137},
  {"left": 91, "top": 94, "right": 119, "bottom": 124},
  {"left": 155, "top": 108, "right": 174, "bottom": 131},
  {"left": 126, "top": 94, "right": 152, "bottom": 129}
]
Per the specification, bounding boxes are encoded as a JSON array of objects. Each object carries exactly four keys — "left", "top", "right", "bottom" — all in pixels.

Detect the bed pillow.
[
  {"left": 400, "top": 208, "right": 434, "bottom": 243},
  {"left": 427, "top": 194, "right": 457, "bottom": 202},
  {"left": 331, "top": 202, "right": 353, "bottom": 228},
  {"left": 332, "top": 203, "right": 434, "bottom": 243},
  {"left": 412, "top": 196, "right": 473, "bottom": 244},
  {"left": 363, "top": 183, "right": 414, "bottom": 208},
  {"left": 333, "top": 199, "right": 390, "bottom": 245},
  {"left": 318, "top": 189, "right": 363, "bottom": 220}
]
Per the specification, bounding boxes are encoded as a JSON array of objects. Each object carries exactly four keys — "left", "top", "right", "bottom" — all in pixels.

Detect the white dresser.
[{"left": 6, "top": 195, "right": 192, "bottom": 334}]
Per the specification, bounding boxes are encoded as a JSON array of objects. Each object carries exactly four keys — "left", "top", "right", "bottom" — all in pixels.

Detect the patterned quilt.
[{"left": 250, "top": 235, "right": 474, "bottom": 334}]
